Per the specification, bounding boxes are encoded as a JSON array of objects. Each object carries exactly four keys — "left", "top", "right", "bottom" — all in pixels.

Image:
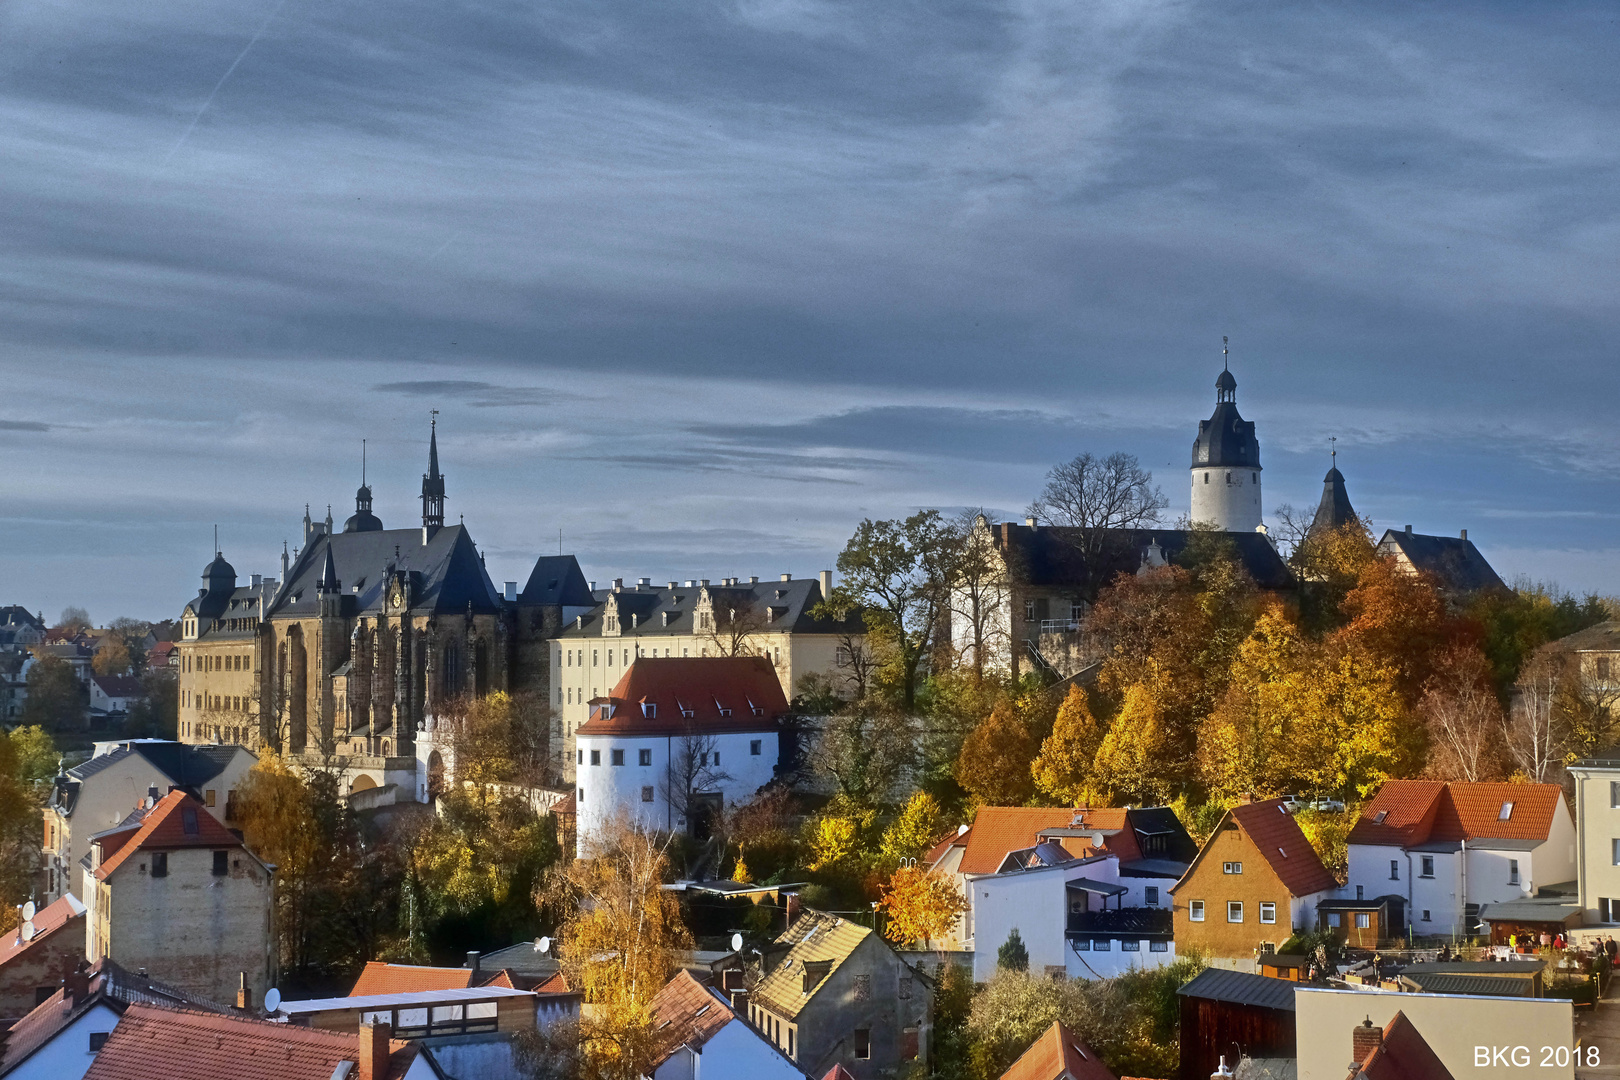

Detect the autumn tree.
[
  {"left": 1028, "top": 451, "right": 1168, "bottom": 602},
  {"left": 810, "top": 705, "right": 912, "bottom": 807},
  {"left": 0, "top": 728, "right": 45, "bottom": 931},
  {"left": 1289, "top": 517, "right": 1377, "bottom": 633},
  {"left": 1504, "top": 650, "right": 1570, "bottom": 783},
  {"left": 879, "top": 789, "right": 946, "bottom": 865},
  {"left": 539, "top": 815, "right": 692, "bottom": 1080},
  {"left": 54, "top": 606, "right": 90, "bottom": 636},
  {"left": 833, "top": 510, "right": 956, "bottom": 709},
  {"left": 1092, "top": 681, "right": 1175, "bottom": 804},
  {"left": 20, "top": 654, "right": 85, "bottom": 731},
  {"left": 1418, "top": 644, "right": 1507, "bottom": 782},
  {"left": 955, "top": 700, "right": 1035, "bottom": 806},
  {"left": 1333, "top": 556, "right": 1449, "bottom": 701},
  {"left": 235, "top": 756, "right": 324, "bottom": 970},
  {"left": 91, "top": 635, "right": 132, "bottom": 676},
  {"left": 877, "top": 866, "right": 967, "bottom": 948}
]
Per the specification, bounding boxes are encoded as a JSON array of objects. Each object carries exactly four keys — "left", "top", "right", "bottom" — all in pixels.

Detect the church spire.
[{"left": 421, "top": 411, "right": 446, "bottom": 530}]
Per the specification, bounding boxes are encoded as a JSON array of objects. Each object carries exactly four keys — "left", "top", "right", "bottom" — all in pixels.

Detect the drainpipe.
[
  {"left": 1460, "top": 838, "right": 1468, "bottom": 941},
  {"left": 1576, "top": 772, "right": 1588, "bottom": 920},
  {"left": 1406, "top": 851, "right": 1414, "bottom": 942}
]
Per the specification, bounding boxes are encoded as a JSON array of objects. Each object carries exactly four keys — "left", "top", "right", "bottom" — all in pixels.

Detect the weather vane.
[
  {"left": 1330, "top": 435, "right": 1337, "bottom": 463},
  {"left": 1222, "top": 335, "right": 1229, "bottom": 370}
]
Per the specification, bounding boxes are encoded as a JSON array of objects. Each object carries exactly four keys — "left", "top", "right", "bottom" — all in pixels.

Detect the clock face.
[{"left": 389, "top": 581, "right": 405, "bottom": 609}]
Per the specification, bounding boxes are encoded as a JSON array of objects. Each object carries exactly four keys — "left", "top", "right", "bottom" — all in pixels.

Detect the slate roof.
[
  {"left": 1309, "top": 467, "right": 1357, "bottom": 536},
  {"left": 996, "top": 523, "right": 1294, "bottom": 592},
  {"left": 267, "top": 523, "right": 502, "bottom": 620},
  {"left": 348, "top": 961, "right": 475, "bottom": 996},
  {"left": 1354, "top": 1011, "right": 1456, "bottom": 1080},
  {"left": 576, "top": 656, "right": 790, "bottom": 738},
  {"left": 1347, "top": 781, "right": 1563, "bottom": 848},
  {"left": 754, "top": 911, "right": 874, "bottom": 1021},
  {"left": 91, "top": 674, "right": 143, "bottom": 699},
  {"left": 999, "top": 1020, "right": 1117, "bottom": 1080},
  {"left": 1376, "top": 529, "right": 1507, "bottom": 594},
  {"left": 0, "top": 893, "right": 84, "bottom": 969},
  {"left": 474, "top": 941, "right": 562, "bottom": 979},
  {"left": 558, "top": 576, "right": 862, "bottom": 641},
  {"left": 51, "top": 742, "right": 250, "bottom": 819},
  {"left": 1174, "top": 800, "right": 1336, "bottom": 898},
  {"left": 518, "top": 555, "right": 595, "bottom": 607},
  {"left": 80, "top": 1003, "right": 420, "bottom": 1080},
  {"left": 1177, "top": 967, "right": 1297, "bottom": 1011},
  {"left": 95, "top": 790, "right": 246, "bottom": 880},
  {"left": 1192, "top": 397, "right": 1261, "bottom": 471},
  {"left": 1551, "top": 620, "right": 1620, "bottom": 655}
]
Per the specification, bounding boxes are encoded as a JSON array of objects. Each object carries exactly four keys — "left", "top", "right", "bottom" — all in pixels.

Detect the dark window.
[
  {"left": 213, "top": 850, "right": 229, "bottom": 876},
  {"left": 854, "top": 1029, "right": 870, "bottom": 1060},
  {"left": 750, "top": 740, "right": 762, "bottom": 756},
  {"left": 852, "top": 974, "right": 870, "bottom": 1001},
  {"left": 639, "top": 749, "right": 652, "bottom": 766},
  {"left": 1421, "top": 855, "right": 1434, "bottom": 877},
  {"left": 901, "top": 1026, "right": 918, "bottom": 1062},
  {"left": 610, "top": 749, "right": 624, "bottom": 766},
  {"left": 641, "top": 786, "right": 654, "bottom": 803},
  {"left": 151, "top": 852, "right": 168, "bottom": 878},
  {"left": 1390, "top": 859, "right": 1399, "bottom": 880},
  {"left": 1144, "top": 886, "right": 1159, "bottom": 906},
  {"left": 590, "top": 750, "right": 600, "bottom": 766},
  {"left": 182, "top": 809, "right": 199, "bottom": 836},
  {"left": 89, "top": 1032, "right": 110, "bottom": 1052}
]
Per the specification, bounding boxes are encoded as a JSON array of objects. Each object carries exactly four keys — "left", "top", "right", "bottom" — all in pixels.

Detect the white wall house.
[
  {"left": 646, "top": 971, "right": 804, "bottom": 1080},
  {"left": 572, "top": 656, "right": 790, "bottom": 855},
  {"left": 1344, "top": 780, "right": 1576, "bottom": 937}
]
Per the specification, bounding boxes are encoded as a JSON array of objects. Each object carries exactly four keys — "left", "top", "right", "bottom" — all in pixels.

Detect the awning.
[{"left": 1067, "top": 878, "right": 1128, "bottom": 896}]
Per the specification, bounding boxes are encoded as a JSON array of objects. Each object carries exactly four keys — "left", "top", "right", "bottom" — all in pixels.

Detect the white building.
[
  {"left": 88, "top": 675, "right": 142, "bottom": 718},
  {"left": 573, "top": 656, "right": 788, "bottom": 854},
  {"left": 1189, "top": 360, "right": 1264, "bottom": 533},
  {"left": 1344, "top": 780, "right": 1575, "bottom": 937},
  {"left": 646, "top": 970, "right": 804, "bottom": 1080}
]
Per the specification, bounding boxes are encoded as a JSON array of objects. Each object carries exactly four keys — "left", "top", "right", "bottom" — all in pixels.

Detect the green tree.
[
  {"left": 833, "top": 510, "right": 956, "bottom": 709},
  {"left": 21, "top": 655, "right": 85, "bottom": 731},
  {"left": 8, "top": 726, "right": 58, "bottom": 780},
  {"left": 0, "top": 729, "right": 45, "bottom": 931},
  {"left": 996, "top": 928, "right": 1029, "bottom": 972},
  {"left": 809, "top": 704, "right": 912, "bottom": 807}
]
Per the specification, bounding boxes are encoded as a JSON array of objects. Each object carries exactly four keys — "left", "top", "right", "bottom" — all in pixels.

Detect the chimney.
[
  {"left": 1025, "top": 516, "right": 1036, "bottom": 527},
  {"left": 639, "top": 577, "right": 651, "bottom": 587},
  {"left": 667, "top": 582, "right": 678, "bottom": 589},
  {"left": 613, "top": 578, "right": 624, "bottom": 592},
  {"left": 1405, "top": 524, "right": 1412, "bottom": 537},
  {"left": 818, "top": 570, "right": 833, "bottom": 597},
  {"left": 465, "top": 950, "right": 481, "bottom": 975},
  {"left": 785, "top": 891, "right": 802, "bottom": 924},
  {"left": 504, "top": 581, "right": 517, "bottom": 602},
  {"left": 701, "top": 578, "right": 710, "bottom": 587},
  {"left": 236, "top": 972, "right": 252, "bottom": 1011},
  {"left": 1352, "top": 1016, "right": 1383, "bottom": 1067},
  {"left": 358, "top": 1021, "right": 392, "bottom": 1080},
  {"left": 1210, "top": 1056, "right": 1234, "bottom": 1079},
  {"left": 749, "top": 576, "right": 758, "bottom": 584},
  {"left": 685, "top": 580, "right": 695, "bottom": 588},
  {"left": 779, "top": 573, "right": 791, "bottom": 582},
  {"left": 64, "top": 963, "right": 91, "bottom": 1004},
  {"left": 1460, "top": 528, "right": 1468, "bottom": 541},
  {"left": 251, "top": 574, "right": 261, "bottom": 587}
]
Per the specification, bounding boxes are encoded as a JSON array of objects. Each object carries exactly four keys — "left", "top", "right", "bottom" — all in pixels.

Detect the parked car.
[
  {"left": 1307, "top": 796, "right": 1346, "bottom": 813},
  {"left": 1281, "top": 794, "right": 1310, "bottom": 812}
]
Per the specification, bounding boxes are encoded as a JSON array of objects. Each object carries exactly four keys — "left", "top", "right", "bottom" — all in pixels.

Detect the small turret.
[{"left": 421, "top": 413, "right": 446, "bottom": 532}]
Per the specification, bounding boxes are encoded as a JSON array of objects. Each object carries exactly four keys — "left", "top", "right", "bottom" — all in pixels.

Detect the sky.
[{"left": 1, "top": 0, "right": 1618, "bottom": 623}]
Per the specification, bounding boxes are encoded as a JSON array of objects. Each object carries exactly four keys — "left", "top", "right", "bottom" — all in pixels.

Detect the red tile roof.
[
  {"left": 822, "top": 1067, "right": 859, "bottom": 1080},
  {"left": 0, "top": 892, "right": 85, "bottom": 968},
  {"left": 1349, "top": 781, "right": 1563, "bottom": 847},
  {"left": 999, "top": 1021, "right": 1117, "bottom": 1080},
  {"left": 348, "top": 961, "right": 474, "bottom": 996},
  {"left": 925, "top": 826, "right": 970, "bottom": 868},
  {"left": 1174, "top": 799, "right": 1336, "bottom": 898},
  {"left": 576, "top": 656, "right": 789, "bottom": 738},
  {"left": 647, "top": 970, "right": 735, "bottom": 1067},
  {"left": 94, "top": 790, "right": 245, "bottom": 881},
  {"left": 81, "top": 1003, "right": 419, "bottom": 1080},
  {"left": 1353, "top": 1011, "right": 1456, "bottom": 1080},
  {"left": 959, "top": 807, "right": 1139, "bottom": 875}
]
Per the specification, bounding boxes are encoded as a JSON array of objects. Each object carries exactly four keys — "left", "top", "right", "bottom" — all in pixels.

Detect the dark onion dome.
[
  {"left": 202, "top": 552, "right": 236, "bottom": 590},
  {"left": 343, "top": 483, "right": 384, "bottom": 532},
  {"left": 1215, "top": 368, "right": 1237, "bottom": 395},
  {"left": 1191, "top": 367, "right": 1260, "bottom": 469}
]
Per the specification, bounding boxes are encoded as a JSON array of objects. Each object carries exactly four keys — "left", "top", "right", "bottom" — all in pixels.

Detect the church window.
[
  {"left": 1203, "top": 474, "right": 1209, "bottom": 484},
  {"left": 1252, "top": 472, "right": 1258, "bottom": 483}
]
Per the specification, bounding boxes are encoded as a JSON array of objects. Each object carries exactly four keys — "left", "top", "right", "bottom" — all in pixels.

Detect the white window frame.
[
  {"left": 1259, "top": 902, "right": 1276, "bottom": 924},
  {"left": 1189, "top": 900, "right": 1205, "bottom": 922},
  {"left": 1227, "top": 902, "right": 1243, "bottom": 923}
]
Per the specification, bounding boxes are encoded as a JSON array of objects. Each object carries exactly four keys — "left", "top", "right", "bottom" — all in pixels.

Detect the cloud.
[
  {"left": 0, "top": 420, "right": 52, "bottom": 432},
  {"left": 371, "top": 380, "right": 586, "bottom": 406}
]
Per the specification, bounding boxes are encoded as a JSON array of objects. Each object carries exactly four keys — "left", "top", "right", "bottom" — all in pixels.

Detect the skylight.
[
  {"left": 1499, "top": 802, "right": 1514, "bottom": 821},
  {"left": 1373, "top": 811, "right": 1389, "bottom": 824}
]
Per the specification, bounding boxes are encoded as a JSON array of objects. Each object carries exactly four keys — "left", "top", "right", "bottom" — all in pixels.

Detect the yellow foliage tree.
[
  {"left": 806, "top": 814, "right": 860, "bottom": 872},
  {"left": 1031, "top": 685, "right": 1104, "bottom": 805},
  {"left": 91, "top": 636, "right": 131, "bottom": 676},
  {"left": 1092, "top": 681, "right": 1174, "bottom": 804},
  {"left": 955, "top": 700, "right": 1036, "bottom": 806},
  {"left": 877, "top": 865, "right": 968, "bottom": 948},
  {"left": 235, "top": 755, "right": 323, "bottom": 965},
  {"left": 880, "top": 790, "right": 945, "bottom": 865}
]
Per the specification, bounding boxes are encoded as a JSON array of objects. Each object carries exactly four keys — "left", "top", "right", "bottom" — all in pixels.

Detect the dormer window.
[
  {"left": 715, "top": 699, "right": 731, "bottom": 717},
  {"left": 662, "top": 612, "right": 671, "bottom": 627},
  {"left": 642, "top": 702, "right": 656, "bottom": 719},
  {"left": 679, "top": 700, "right": 694, "bottom": 719},
  {"left": 1499, "top": 802, "right": 1514, "bottom": 821},
  {"left": 1373, "top": 810, "right": 1389, "bottom": 824}
]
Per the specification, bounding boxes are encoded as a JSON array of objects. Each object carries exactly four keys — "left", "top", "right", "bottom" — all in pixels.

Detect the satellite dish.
[
  {"left": 20, "top": 921, "right": 35, "bottom": 942},
  {"left": 264, "top": 987, "right": 282, "bottom": 1012},
  {"left": 535, "top": 937, "right": 552, "bottom": 955},
  {"left": 730, "top": 933, "right": 743, "bottom": 953},
  {"left": 21, "top": 901, "right": 35, "bottom": 921}
]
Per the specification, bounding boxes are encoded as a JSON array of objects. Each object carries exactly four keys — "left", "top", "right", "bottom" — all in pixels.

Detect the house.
[
  {"left": 749, "top": 909, "right": 931, "bottom": 1080},
  {"left": 573, "top": 656, "right": 789, "bottom": 853},
  {"left": 0, "top": 893, "right": 86, "bottom": 1016},
  {"left": 934, "top": 805, "right": 1196, "bottom": 951},
  {"left": 1374, "top": 526, "right": 1507, "bottom": 596},
  {"left": 1344, "top": 781, "right": 1575, "bottom": 937},
  {"left": 966, "top": 845, "right": 1177, "bottom": 982},
  {"left": 1315, "top": 895, "right": 1404, "bottom": 949},
  {"left": 80, "top": 1004, "right": 434, "bottom": 1080},
  {"left": 145, "top": 641, "right": 178, "bottom": 671},
  {"left": 552, "top": 573, "right": 863, "bottom": 781},
  {"left": 645, "top": 969, "right": 805, "bottom": 1080},
  {"left": 275, "top": 985, "right": 537, "bottom": 1044},
  {"left": 84, "top": 790, "right": 275, "bottom": 1007},
  {"left": 998, "top": 1021, "right": 1116, "bottom": 1080},
  {"left": 42, "top": 740, "right": 257, "bottom": 906},
  {"left": 1256, "top": 954, "right": 1308, "bottom": 983},
  {"left": 87, "top": 675, "right": 142, "bottom": 719},
  {"left": 0, "top": 958, "right": 225, "bottom": 1080},
  {"left": 1176, "top": 968, "right": 1297, "bottom": 1080},
  {"left": 347, "top": 958, "right": 581, "bottom": 1032},
  {"left": 0, "top": 607, "right": 46, "bottom": 648},
  {"left": 1294, "top": 987, "right": 1573, "bottom": 1080},
  {"left": 1170, "top": 800, "right": 1337, "bottom": 969}
]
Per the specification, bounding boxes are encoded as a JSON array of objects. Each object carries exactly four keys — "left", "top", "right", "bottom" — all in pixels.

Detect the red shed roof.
[
  {"left": 647, "top": 970, "right": 735, "bottom": 1068},
  {"left": 959, "top": 807, "right": 1140, "bottom": 875},
  {"left": 348, "top": 960, "right": 474, "bottom": 996},
  {"left": 576, "top": 656, "right": 788, "bottom": 738},
  {"left": 999, "top": 1021, "right": 1117, "bottom": 1080},
  {"left": 95, "top": 789, "right": 245, "bottom": 880},
  {"left": 1349, "top": 781, "right": 1563, "bottom": 848}
]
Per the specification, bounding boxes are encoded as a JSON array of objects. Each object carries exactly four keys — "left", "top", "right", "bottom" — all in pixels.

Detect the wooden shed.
[{"left": 1176, "top": 967, "right": 1296, "bottom": 1080}]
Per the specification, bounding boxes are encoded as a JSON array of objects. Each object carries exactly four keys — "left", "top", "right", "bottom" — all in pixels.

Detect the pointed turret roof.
[
  {"left": 318, "top": 546, "right": 341, "bottom": 592},
  {"left": 1309, "top": 455, "right": 1357, "bottom": 535}
]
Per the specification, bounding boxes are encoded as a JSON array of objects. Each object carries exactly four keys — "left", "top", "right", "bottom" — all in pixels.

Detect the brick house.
[
  {"left": 84, "top": 790, "right": 275, "bottom": 1007},
  {"left": 0, "top": 893, "right": 86, "bottom": 1016},
  {"left": 1169, "top": 799, "right": 1336, "bottom": 970}
]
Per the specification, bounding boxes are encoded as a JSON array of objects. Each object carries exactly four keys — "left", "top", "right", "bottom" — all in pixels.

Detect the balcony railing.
[{"left": 1039, "top": 619, "right": 1081, "bottom": 635}]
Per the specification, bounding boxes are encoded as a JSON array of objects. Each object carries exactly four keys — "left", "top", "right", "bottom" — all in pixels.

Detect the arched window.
[{"left": 443, "top": 644, "right": 458, "bottom": 697}]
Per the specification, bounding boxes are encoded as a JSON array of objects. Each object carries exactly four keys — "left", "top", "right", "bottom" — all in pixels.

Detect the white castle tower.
[{"left": 1189, "top": 343, "right": 1263, "bottom": 532}]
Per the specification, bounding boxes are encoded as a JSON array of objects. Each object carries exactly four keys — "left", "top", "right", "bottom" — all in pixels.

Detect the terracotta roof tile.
[
  {"left": 822, "top": 1066, "right": 858, "bottom": 1080},
  {"left": 575, "top": 656, "right": 788, "bottom": 738},
  {"left": 959, "top": 807, "right": 1140, "bottom": 875},
  {"left": 94, "top": 790, "right": 244, "bottom": 881},
  {"left": 925, "top": 826, "right": 970, "bottom": 868},
  {"left": 647, "top": 970, "right": 734, "bottom": 1067},
  {"left": 999, "top": 1021, "right": 1117, "bottom": 1080},
  {"left": 1355, "top": 1011, "right": 1456, "bottom": 1080},
  {"left": 81, "top": 1003, "right": 419, "bottom": 1080},
  {"left": 1176, "top": 799, "right": 1336, "bottom": 898},
  {"left": 1349, "top": 781, "right": 1563, "bottom": 847},
  {"left": 0, "top": 892, "right": 85, "bottom": 968},
  {"left": 348, "top": 961, "right": 474, "bottom": 996}
]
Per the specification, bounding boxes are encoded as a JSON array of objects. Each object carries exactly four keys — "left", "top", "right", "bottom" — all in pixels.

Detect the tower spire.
[{"left": 421, "top": 410, "right": 446, "bottom": 530}]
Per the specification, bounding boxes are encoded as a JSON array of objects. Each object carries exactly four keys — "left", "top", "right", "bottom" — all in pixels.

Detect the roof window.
[
  {"left": 1499, "top": 802, "right": 1514, "bottom": 821},
  {"left": 716, "top": 699, "right": 732, "bottom": 717},
  {"left": 182, "top": 808, "right": 199, "bottom": 835},
  {"left": 1373, "top": 811, "right": 1389, "bottom": 824},
  {"left": 642, "top": 702, "right": 656, "bottom": 718}
]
